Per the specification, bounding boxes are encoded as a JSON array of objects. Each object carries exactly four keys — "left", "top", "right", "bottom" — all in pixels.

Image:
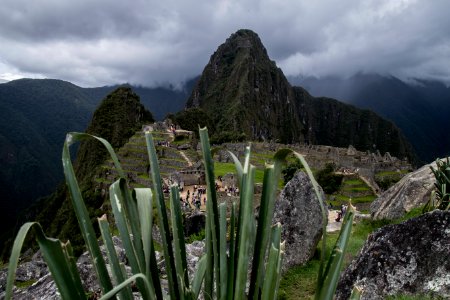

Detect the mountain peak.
[
  {"left": 186, "top": 29, "right": 298, "bottom": 142},
  {"left": 224, "top": 29, "right": 266, "bottom": 50},
  {"left": 212, "top": 29, "right": 271, "bottom": 70}
]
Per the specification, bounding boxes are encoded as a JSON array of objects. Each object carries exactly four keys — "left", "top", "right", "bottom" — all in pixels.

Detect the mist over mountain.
[
  {"left": 2, "top": 29, "right": 440, "bottom": 256},
  {"left": 187, "top": 29, "right": 416, "bottom": 163},
  {"left": 292, "top": 74, "right": 450, "bottom": 162}
]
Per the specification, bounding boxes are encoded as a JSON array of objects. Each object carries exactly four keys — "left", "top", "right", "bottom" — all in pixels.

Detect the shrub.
[
  {"left": 316, "top": 163, "right": 343, "bottom": 195},
  {"left": 282, "top": 157, "right": 303, "bottom": 184},
  {"left": 429, "top": 157, "right": 450, "bottom": 210}
]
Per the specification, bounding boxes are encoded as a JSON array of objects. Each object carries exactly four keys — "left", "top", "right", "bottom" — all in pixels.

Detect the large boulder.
[
  {"left": 273, "top": 171, "right": 326, "bottom": 273},
  {"left": 336, "top": 210, "right": 450, "bottom": 300},
  {"left": 370, "top": 160, "right": 439, "bottom": 220}
]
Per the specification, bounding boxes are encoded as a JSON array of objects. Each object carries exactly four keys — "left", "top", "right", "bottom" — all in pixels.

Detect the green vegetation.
[
  {"left": 375, "top": 170, "right": 408, "bottom": 191},
  {"left": 210, "top": 131, "right": 247, "bottom": 144},
  {"left": 185, "top": 229, "right": 206, "bottom": 244},
  {"left": 6, "top": 128, "right": 358, "bottom": 299},
  {"left": 6, "top": 129, "right": 287, "bottom": 299},
  {"left": 282, "top": 157, "right": 303, "bottom": 184},
  {"left": 168, "top": 108, "right": 215, "bottom": 138},
  {"left": 327, "top": 175, "right": 376, "bottom": 212},
  {"left": 342, "top": 179, "right": 364, "bottom": 185},
  {"left": 351, "top": 195, "right": 377, "bottom": 204},
  {"left": 214, "top": 162, "right": 265, "bottom": 184},
  {"left": 316, "top": 163, "right": 343, "bottom": 195},
  {"left": 0, "top": 79, "right": 99, "bottom": 254},
  {"left": 429, "top": 158, "right": 450, "bottom": 210},
  {"left": 278, "top": 207, "right": 425, "bottom": 300},
  {"left": 24, "top": 87, "right": 155, "bottom": 258},
  {"left": 342, "top": 186, "right": 370, "bottom": 192},
  {"left": 15, "top": 279, "right": 37, "bottom": 289}
]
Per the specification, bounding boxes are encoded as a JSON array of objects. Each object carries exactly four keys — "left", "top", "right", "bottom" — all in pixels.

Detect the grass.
[
  {"left": 342, "top": 179, "right": 364, "bottom": 185},
  {"left": 329, "top": 175, "right": 376, "bottom": 209},
  {"left": 278, "top": 232, "right": 339, "bottom": 300},
  {"left": 214, "top": 162, "right": 265, "bottom": 184},
  {"left": 342, "top": 186, "right": 370, "bottom": 192},
  {"left": 185, "top": 229, "right": 206, "bottom": 244},
  {"left": 278, "top": 219, "right": 386, "bottom": 299},
  {"left": 15, "top": 279, "right": 37, "bottom": 289},
  {"left": 137, "top": 173, "right": 150, "bottom": 179},
  {"left": 250, "top": 152, "right": 275, "bottom": 166},
  {"left": 376, "top": 170, "right": 409, "bottom": 177},
  {"left": 334, "top": 195, "right": 350, "bottom": 201},
  {"left": 94, "top": 177, "right": 111, "bottom": 183},
  {"left": 278, "top": 208, "right": 425, "bottom": 300},
  {"left": 352, "top": 195, "right": 377, "bottom": 203}
]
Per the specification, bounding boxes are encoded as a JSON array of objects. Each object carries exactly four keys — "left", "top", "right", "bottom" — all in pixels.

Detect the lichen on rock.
[{"left": 336, "top": 210, "right": 450, "bottom": 300}]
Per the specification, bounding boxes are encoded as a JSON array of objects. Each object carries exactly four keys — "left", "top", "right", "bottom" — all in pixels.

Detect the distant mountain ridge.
[
  {"left": 29, "top": 87, "right": 154, "bottom": 256},
  {"left": 0, "top": 79, "right": 96, "bottom": 246},
  {"left": 187, "top": 29, "right": 416, "bottom": 163},
  {"left": 0, "top": 78, "right": 191, "bottom": 250},
  {"left": 294, "top": 74, "right": 450, "bottom": 162}
]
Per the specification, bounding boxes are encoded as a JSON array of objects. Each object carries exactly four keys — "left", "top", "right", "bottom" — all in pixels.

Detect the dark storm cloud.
[
  {"left": 0, "top": 0, "right": 156, "bottom": 41},
  {"left": 1, "top": 0, "right": 450, "bottom": 86}
]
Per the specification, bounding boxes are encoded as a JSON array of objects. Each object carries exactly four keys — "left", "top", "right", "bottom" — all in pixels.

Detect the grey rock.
[
  {"left": 370, "top": 160, "right": 442, "bottom": 220},
  {"left": 0, "top": 237, "right": 206, "bottom": 299},
  {"left": 273, "top": 171, "right": 326, "bottom": 273},
  {"left": 185, "top": 241, "right": 205, "bottom": 280},
  {"left": 12, "top": 273, "right": 60, "bottom": 300},
  {"left": 336, "top": 210, "right": 450, "bottom": 300}
]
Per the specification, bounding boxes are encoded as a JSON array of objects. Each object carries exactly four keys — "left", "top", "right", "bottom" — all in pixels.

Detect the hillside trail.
[
  {"left": 166, "top": 128, "right": 194, "bottom": 167},
  {"left": 179, "top": 150, "right": 194, "bottom": 167},
  {"left": 358, "top": 174, "right": 380, "bottom": 196}
]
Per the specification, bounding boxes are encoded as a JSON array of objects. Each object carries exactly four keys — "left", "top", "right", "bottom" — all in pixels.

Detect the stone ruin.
[{"left": 215, "top": 142, "right": 411, "bottom": 190}]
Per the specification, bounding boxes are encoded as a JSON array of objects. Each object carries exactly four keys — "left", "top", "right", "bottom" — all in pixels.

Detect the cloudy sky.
[{"left": 1, "top": 0, "right": 449, "bottom": 87}]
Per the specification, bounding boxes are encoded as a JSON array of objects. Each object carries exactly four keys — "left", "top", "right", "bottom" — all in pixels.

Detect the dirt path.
[
  {"left": 179, "top": 150, "right": 193, "bottom": 167},
  {"left": 327, "top": 210, "right": 343, "bottom": 232}
]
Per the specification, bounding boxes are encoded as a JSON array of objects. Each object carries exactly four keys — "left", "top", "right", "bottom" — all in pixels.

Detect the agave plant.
[
  {"left": 430, "top": 157, "right": 450, "bottom": 210},
  {"left": 5, "top": 127, "right": 355, "bottom": 300}
]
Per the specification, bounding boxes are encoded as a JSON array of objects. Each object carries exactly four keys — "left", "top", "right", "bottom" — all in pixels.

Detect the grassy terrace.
[
  {"left": 342, "top": 186, "right": 371, "bottom": 192},
  {"left": 214, "top": 162, "right": 266, "bottom": 184},
  {"left": 335, "top": 194, "right": 377, "bottom": 204},
  {"left": 376, "top": 169, "right": 409, "bottom": 177}
]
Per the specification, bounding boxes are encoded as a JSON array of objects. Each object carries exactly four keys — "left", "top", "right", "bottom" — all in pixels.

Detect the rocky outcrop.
[
  {"left": 336, "top": 210, "right": 450, "bottom": 300},
  {"left": 370, "top": 160, "right": 441, "bottom": 220},
  {"left": 273, "top": 171, "right": 326, "bottom": 273},
  {"left": 184, "top": 212, "right": 206, "bottom": 237},
  {"left": 0, "top": 237, "right": 206, "bottom": 299}
]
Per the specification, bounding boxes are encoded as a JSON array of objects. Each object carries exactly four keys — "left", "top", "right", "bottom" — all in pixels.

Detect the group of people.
[
  {"left": 156, "top": 140, "right": 171, "bottom": 147},
  {"left": 224, "top": 185, "right": 239, "bottom": 197},
  {"left": 180, "top": 185, "right": 206, "bottom": 210}
]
